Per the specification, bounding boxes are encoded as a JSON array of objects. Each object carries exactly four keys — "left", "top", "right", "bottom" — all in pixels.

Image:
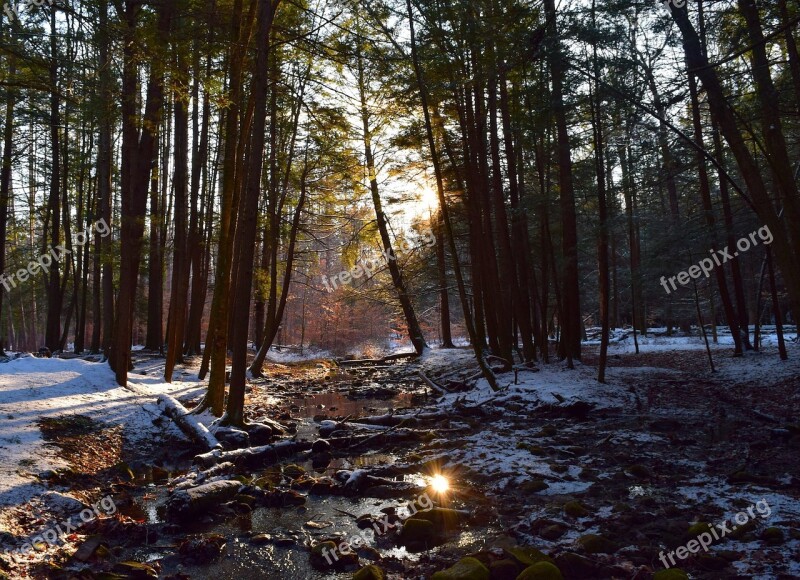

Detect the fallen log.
[
  {"left": 418, "top": 371, "right": 450, "bottom": 394},
  {"left": 158, "top": 394, "right": 221, "bottom": 451},
  {"left": 346, "top": 410, "right": 449, "bottom": 427},
  {"left": 337, "top": 352, "right": 419, "bottom": 366},
  {"left": 194, "top": 439, "right": 312, "bottom": 469},
  {"left": 166, "top": 480, "right": 242, "bottom": 520}
]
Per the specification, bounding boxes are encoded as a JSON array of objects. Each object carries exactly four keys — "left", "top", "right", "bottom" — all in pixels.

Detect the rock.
[
  {"left": 411, "top": 507, "right": 461, "bottom": 532},
  {"left": 652, "top": 570, "right": 689, "bottom": 580},
  {"left": 40, "top": 491, "right": 87, "bottom": 515},
  {"left": 398, "top": 518, "right": 436, "bottom": 544},
  {"left": 71, "top": 536, "right": 106, "bottom": 562},
  {"left": 539, "top": 525, "right": 567, "bottom": 540},
  {"left": 516, "top": 562, "right": 563, "bottom": 580},
  {"left": 563, "top": 501, "right": 589, "bottom": 518},
  {"left": 431, "top": 557, "right": 490, "bottom": 580},
  {"left": 354, "top": 564, "right": 385, "bottom": 580},
  {"left": 111, "top": 561, "right": 158, "bottom": 578},
  {"left": 311, "top": 540, "right": 358, "bottom": 570},
  {"left": 283, "top": 464, "right": 305, "bottom": 479},
  {"left": 312, "top": 439, "right": 331, "bottom": 452},
  {"left": 554, "top": 553, "right": 597, "bottom": 578},
  {"left": 489, "top": 559, "right": 521, "bottom": 580},
  {"left": 577, "top": 534, "right": 617, "bottom": 554},
  {"left": 507, "top": 546, "right": 554, "bottom": 566},
  {"left": 625, "top": 464, "right": 650, "bottom": 479},
  {"left": 520, "top": 479, "right": 548, "bottom": 493},
  {"left": 685, "top": 521, "right": 712, "bottom": 539},
  {"left": 760, "top": 527, "right": 784, "bottom": 545},
  {"left": 214, "top": 427, "right": 249, "bottom": 449},
  {"left": 247, "top": 423, "right": 275, "bottom": 445},
  {"left": 177, "top": 534, "right": 227, "bottom": 564}
]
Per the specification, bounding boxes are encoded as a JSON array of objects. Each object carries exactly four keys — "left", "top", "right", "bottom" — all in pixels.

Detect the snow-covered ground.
[{"left": 0, "top": 356, "right": 203, "bottom": 507}]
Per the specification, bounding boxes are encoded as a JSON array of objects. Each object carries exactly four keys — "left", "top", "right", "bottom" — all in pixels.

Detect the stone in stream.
[
  {"left": 354, "top": 564, "right": 385, "bottom": 580},
  {"left": 311, "top": 438, "right": 331, "bottom": 452},
  {"left": 214, "top": 427, "right": 250, "bottom": 449},
  {"left": 309, "top": 540, "right": 359, "bottom": 571},
  {"left": 397, "top": 517, "right": 436, "bottom": 547},
  {"left": 488, "top": 559, "right": 521, "bottom": 580},
  {"left": 246, "top": 422, "right": 275, "bottom": 445},
  {"left": 430, "top": 556, "right": 489, "bottom": 580},
  {"left": 516, "top": 561, "right": 564, "bottom": 580}
]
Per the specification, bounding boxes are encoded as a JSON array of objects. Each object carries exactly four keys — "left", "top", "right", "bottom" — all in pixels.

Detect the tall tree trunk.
[
  {"left": 45, "top": 10, "right": 62, "bottom": 351},
  {"left": 94, "top": 0, "right": 114, "bottom": 355},
  {"left": 356, "top": 38, "right": 427, "bottom": 356},
  {"left": 543, "top": 0, "right": 581, "bottom": 365},
  {"left": 110, "top": 0, "right": 170, "bottom": 385},
  {"left": 196, "top": 0, "right": 252, "bottom": 413},
  {"left": 688, "top": 67, "right": 743, "bottom": 355},
  {"left": 669, "top": 2, "right": 800, "bottom": 324},
  {"left": 0, "top": 54, "right": 14, "bottom": 356},
  {"left": 406, "top": 0, "right": 497, "bottom": 388},
  {"left": 145, "top": 139, "right": 163, "bottom": 351},
  {"left": 165, "top": 46, "right": 191, "bottom": 382},
  {"left": 227, "top": 0, "right": 280, "bottom": 426}
]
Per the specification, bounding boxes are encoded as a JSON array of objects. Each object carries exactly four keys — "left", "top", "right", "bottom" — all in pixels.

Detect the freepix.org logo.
[{"left": 659, "top": 0, "right": 686, "bottom": 10}]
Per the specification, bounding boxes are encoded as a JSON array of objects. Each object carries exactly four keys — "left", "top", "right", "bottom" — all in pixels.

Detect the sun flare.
[
  {"left": 431, "top": 473, "right": 450, "bottom": 494},
  {"left": 417, "top": 183, "right": 440, "bottom": 211}
]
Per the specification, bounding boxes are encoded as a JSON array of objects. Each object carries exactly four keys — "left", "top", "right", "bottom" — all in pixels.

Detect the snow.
[{"left": 0, "top": 356, "right": 205, "bottom": 507}]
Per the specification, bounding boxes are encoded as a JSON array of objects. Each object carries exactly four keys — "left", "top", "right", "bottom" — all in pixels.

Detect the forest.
[{"left": 0, "top": 0, "right": 798, "bottom": 578}]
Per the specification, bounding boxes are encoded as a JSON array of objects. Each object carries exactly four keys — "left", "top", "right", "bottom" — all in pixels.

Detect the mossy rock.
[
  {"left": 539, "top": 524, "right": 567, "bottom": 540},
  {"left": 729, "top": 518, "right": 758, "bottom": 540},
  {"left": 399, "top": 518, "right": 436, "bottom": 543},
  {"left": 515, "top": 562, "right": 563, "bottom": 580},
  {"left": 412, "top": 507, "right": 461, "bottom": 531},
  {"left": 283, "top": 464, "right": 305, "bottom": 479},
  {"left": 517, "top": 443, "right": 546, "bottom": 455},
  {"left": 489, "top": 559, "right": 522, "bottom": 580},
  {"left": 310, "top": 541, "right": 338, "bottom": 566},
  {"left": 310, "top": 540, "right": 358, "bottom": 570},
  {"left": 111, "top": 561, "right": 159, "bottom": 579},
  {"left": 431, "top": 557, "right": 490, "bottom": 580},
  {"left": 354, "top": 564, "right": 385, "bottom": 580},
  {"left": 760, "top": 527, "right": 784, "bottom": 545},
  {"left": 652, "top": 570, "right": 689, "bottom": 580},
  {"left": 577, "top": 534, "right": 617, "bottom": 554},
  {"left": 507, "top": 546, "right": 554, "bottom": 566},
  {"left": 536, "top": 425, "right": 557, "bottom": 437},
  {"left": 553, "top": 553, "right": 597, "bottom": 577},
  {"left": 563, "top": 500, "right": 589, "bottom": 518},
  {"left": 695, "top": 554, "right": 729, "bottom": 570},
  {"left": 686, "top": 522, "right": 712, "bottom": 538},
  {"left": 626, "top": 464, "right": 650, "bottom": 479},
  {"left": 520, "top": 479, "right": 549, "bottom": 493}
]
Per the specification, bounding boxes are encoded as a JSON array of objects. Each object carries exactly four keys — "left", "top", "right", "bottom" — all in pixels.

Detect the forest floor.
[{"left": 0, "top": 330, "right": 798, "bottom": 579}]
